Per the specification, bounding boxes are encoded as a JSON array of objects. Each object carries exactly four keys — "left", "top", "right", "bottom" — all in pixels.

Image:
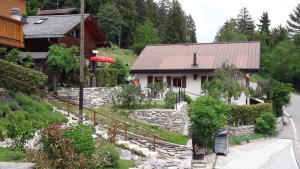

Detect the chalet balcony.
[{"left": 0, "top": 15, "right": 24, "bottom": 48}]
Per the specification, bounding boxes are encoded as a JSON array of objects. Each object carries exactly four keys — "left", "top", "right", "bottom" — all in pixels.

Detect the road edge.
[{"left": 284, "top": 110, "right": 299, "bottom": 169}]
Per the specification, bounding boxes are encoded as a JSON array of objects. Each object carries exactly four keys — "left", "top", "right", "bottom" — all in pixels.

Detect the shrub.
[
  {"left": 92, "top": 142, "right": 120, "bottom": 168},
  {"left": 63, "top": 124, "right": 95, "bottom": 158},
  {"left": 255, "top": 112, "right": 277, "bottom": 135},
  {"left": 6, "top": 111, "right": 35, "bottom": 148},
  {"left": 179, "top": 91, "right": 193, "bottom": 104},
  {"left": 39, "top": 124, "right": 80, "bottom": 168},
  {"left": 147, "top": 82, "right": 165, "bottom": 100},
  {"left": 0, "top": 103, "right": 11, "bottom": 117},
  {"left": 228, "top": 103, "right": 273, "bottom": 126},
  {"left": 8, "top": 102, "right": 18, "bottom": 111},
  {"left": 109, "top": 57, "right": 129, "bottom": 84},
  {"left": 190, "top": 96, "right": 229, "bottom": 148},
  {"left": 0, "top": 59, "right": 47, "bottom": 94},
  {"left": 95, "top": 68, "right": 117, "bottom": 87},
  {"left": 164, "top": 90, "right": 177, "bottom": 109},
  {"left": 117, "top": 84, "right": 143, "bottom": 109}
]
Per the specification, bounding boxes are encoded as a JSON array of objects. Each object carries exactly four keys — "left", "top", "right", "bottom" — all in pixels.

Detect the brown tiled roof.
[
  {"left": 38, "top": 8, "right": 79, "bottom": 16},
  {"left": 131, "top": 42, "right": 260, "bottom": 73}
]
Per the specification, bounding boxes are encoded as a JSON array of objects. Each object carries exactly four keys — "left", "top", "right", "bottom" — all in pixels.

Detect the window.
[
  {"left": 72, "top": 29, "right": 80, "bottom": 38},
  {"left": 173, "top": 77, "right": 182, "bottom": 88},
  {"left": 154, "top": 77, "right": 163, "bottom": 83},
  {"left": 34, "top": 18, "right": 48, "bottom": 24}
]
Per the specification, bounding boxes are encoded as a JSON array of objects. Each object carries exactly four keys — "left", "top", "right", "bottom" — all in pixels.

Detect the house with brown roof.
[
  {"left": 0, "top": 0, "right": 25, "bottom": 49},
  {"left": 131, "top": 41, "right": 261, "bottom": 104}
]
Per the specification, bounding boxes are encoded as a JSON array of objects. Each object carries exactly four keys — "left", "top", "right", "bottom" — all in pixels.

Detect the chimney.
[
  {"left": 192, "top": 53, "right": 198, "bottom": 68},
  {"left": 10, "top": 8, "right": 22, "bottom": 21}
]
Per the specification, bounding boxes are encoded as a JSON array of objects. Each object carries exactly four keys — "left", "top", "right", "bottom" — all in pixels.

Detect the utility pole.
[{"left": 79, "top": 0, "right": 85, "bottom": 123}]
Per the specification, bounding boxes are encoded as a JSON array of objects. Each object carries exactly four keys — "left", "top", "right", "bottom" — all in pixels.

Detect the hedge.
[
  {"left": 0, "top": 59, "right": 47, "bottom": 94},
  {"left": 228, "top": 103, "right": 273, "bottom": 126},
  {"left": 95, "top": 68, "right": 117, "bottom": 87}
]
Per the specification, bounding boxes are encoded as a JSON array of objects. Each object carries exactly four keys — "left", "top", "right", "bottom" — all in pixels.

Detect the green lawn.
[
  {"left": 250, "top": 74, "right": 265, "bottom": 82},
  {"left": 51, "top": 101, "right": 188, "bottom": 145},
  {"left": 229, "top": 134, "right": 268, "bottom": 145},
  {"left": 99, "top": 44, "right": 137, "bottom": 67},
  {"left": 0, "top": 148, "right": 25, "bottom": 162}
]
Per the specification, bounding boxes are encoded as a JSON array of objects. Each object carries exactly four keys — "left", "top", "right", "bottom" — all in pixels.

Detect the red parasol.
[{"left": 90, "top": 56, "right": 116, "bottom": 63}]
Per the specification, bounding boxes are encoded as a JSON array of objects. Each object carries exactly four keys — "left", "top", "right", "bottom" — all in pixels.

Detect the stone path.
[
  {"left": 0, "top": 162, "right": 34, "bottom": 169},
  {"left": 54, "top": 107, "right": 194, "bottom": 169}
]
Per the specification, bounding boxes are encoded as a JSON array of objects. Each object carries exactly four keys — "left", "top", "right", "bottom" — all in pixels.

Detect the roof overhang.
[{"left": 131, "top": 68, "right": 260, "bottom": 74}]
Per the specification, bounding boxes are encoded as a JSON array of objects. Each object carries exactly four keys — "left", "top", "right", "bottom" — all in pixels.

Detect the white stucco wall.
[{"left": 136, "top": 73, "right": 250, "bottom": 105}]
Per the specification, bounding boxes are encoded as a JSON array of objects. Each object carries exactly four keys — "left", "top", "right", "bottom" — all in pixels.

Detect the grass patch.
[
  {"left": 250, "top": 74, "right": 265, "bottom": 82},
  {"left": 229, "top": 134, "right": 268, "bottom": 145},
  {"left": 99, "top": 44, "right": 137, "bottom": 66},
  {"left": 0, "top": 148, "right": 25, "bottom": 162},
  {"left": 50, "top": 101, "right": 188, "bottom": 145}
]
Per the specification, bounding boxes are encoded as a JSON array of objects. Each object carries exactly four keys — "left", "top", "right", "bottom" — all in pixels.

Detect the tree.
[
  {"left": 190, "top": 96, "right": 229, "bottom": 148},
  {"left": 26, "top": 0, "right": 39, "bottom": 15},
  {"left": 158, "top": 0, "right": 170, "bottom": 38},
  {"left": 270, "top": 25, "right": 289, "bottom": 47},
  {"left": 186, "top": 15, "right": 197, "bottom": 43},
  {"left": 47, "top": 44, "right": 79, "bottom": 91},
  {"left": 5, "top": 49, "right": 35, "bottom": 69},
  {"left": 287, "top": 3, "right": 300, "bottom": 34},
  {"left": 215, "top": 19, "right": 247, "bottom": 42},
  {"left": 135, "top": 0, "right": 147, "bottom": 23},
  {"left": 116, "top": 0, "right": 137, "bottom": 48},
  {"left": 236, "top": 7, "right": 255, "bottom": 39},
  {"left": 163, "top": 0, "right": 188, "bottom": 43},
  {"left": 97, "top": 2, "right": 123, "bottom": 44},
  {"left": 270, "top": 80, "right": 293, "bottom": 117},
  {"left": 109, "top": 57, "right": 129, "bottom": 85},
  {"left": 145, "top": 0, "right": 160, "bottom": 27},
  {"left": 202, "top": 63, "right": 248, "bottom": 103},
  {"left": 132, "top": 20, "right": 160, "bottom": 53},
  {"left": 258, "top": 12, "right": 271, "bottom": 35}
]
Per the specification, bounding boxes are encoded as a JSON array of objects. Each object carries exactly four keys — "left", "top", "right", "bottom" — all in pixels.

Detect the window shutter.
[
  {"left": 167, "top": 76, "right": 172, "bottom": 87},
  {"left": 182, "top": 76, "right": 186, "bottom": 88},
  {"left": 148, "top": 76, "right": 153, "bottom": 84}
]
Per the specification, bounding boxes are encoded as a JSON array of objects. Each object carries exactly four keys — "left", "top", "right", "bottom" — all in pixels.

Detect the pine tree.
[
  {"left": 287, "top": 3, "right": 300, "bottom": 34},
  {"left": 236, "top": 7, "right": 255, "bottom": 39},
  {"left": 116, "top": 0, "right": 137, "bottom": 48},
  {"left": 215, "top": 19, "right": 247, "bottom": 42},
  {"left": 158, "top": 0, "right": 170, "bottom": 38},
  {"left": 186, "top": 15, "right": 197, "bottom": 43},
  {"left": 163, "top": 0, "right": 188, "bottom": 43},
  {"left": 97, "top": 2, "right": 123, "bottom": 45},
  {"left": 270, "top": 25, "right": 289, "bottom": 47},
  {"left": 258, "top": 12, "right": 271, "bottom": 35},
  {"left": 135, "top": 0, "right": 147, "bottom": 23},
  {"left": 145, "top": 0, "right": 160, "bottom": 27}
]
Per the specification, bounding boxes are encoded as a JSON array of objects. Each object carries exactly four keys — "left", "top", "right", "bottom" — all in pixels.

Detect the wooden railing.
[
  {"left": 0, "top": 73, "right": 162, "bottom": 150},
  {"left": 0, "top": 15, "right": 24, "bottom": 48}
]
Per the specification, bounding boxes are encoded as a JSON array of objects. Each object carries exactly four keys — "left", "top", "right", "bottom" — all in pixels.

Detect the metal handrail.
[{"left": 0, "top": 73, "right": 163, "bottom": 146}]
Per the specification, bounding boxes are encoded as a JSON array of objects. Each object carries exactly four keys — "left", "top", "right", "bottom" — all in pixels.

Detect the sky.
[{"left": 178, "top": 0, "right": 299, "bottom": 43}]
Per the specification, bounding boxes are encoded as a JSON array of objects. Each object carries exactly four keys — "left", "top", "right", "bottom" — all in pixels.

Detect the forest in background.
[
  {"left": 214, "top": 5, "right": 300, "bottom": 88},
  {"left": 25, "top": 0, "right": 197, "bottom": 52}
]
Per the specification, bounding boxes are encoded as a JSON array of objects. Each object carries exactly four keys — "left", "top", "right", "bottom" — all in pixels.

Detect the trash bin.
[{"left": 215, "top": 130, "right": 229, "bottom": 155}]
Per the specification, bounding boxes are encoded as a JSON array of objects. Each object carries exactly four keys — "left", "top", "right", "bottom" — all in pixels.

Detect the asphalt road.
[{"left": 281, "top": 92, "right": 300, "bottom": 168}]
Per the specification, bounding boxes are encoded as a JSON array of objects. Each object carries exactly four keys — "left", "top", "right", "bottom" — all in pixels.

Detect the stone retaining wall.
[
  {"left": 227, "top": 117, "right": 284, "bottom": 136},
  {"left": 129, "top": 103, "right": 190, "bottom": 135},
  {"left": 56, "top": 87, "right": 120, "bottom": 109}
]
